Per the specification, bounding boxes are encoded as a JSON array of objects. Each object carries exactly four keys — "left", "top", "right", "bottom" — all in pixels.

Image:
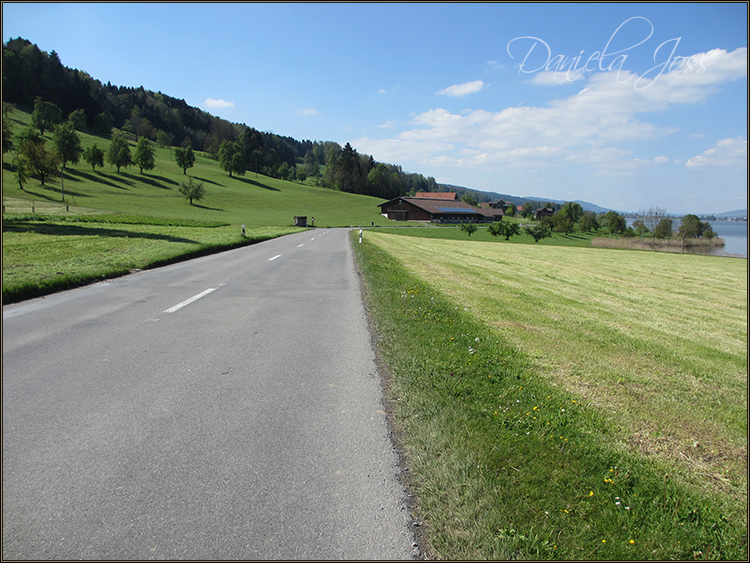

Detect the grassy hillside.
[
  {"left": 2, "top": 107, "right": 388, "bottom": 228},
  {"left": 354, "top": 231, "right": 747, "bottom": 560},
  {"left": 2, "top": 107, "right": 397, "bottom": 301}
]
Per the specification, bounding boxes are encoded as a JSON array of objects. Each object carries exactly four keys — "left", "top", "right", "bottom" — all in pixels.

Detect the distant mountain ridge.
[
  {"left": 437, "top": 184, "right": 613, "bottom": 213},
  {"left": 714, "top": 209, "right": 748, "bottom": 218}
]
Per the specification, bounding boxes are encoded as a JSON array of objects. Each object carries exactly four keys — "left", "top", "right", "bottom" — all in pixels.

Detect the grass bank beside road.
[
  {"left": 353, "top": 230, "right": 747, "bottom": 560},
  {"left": 2, "top": 213, "right": 301, "bottom": 303}
]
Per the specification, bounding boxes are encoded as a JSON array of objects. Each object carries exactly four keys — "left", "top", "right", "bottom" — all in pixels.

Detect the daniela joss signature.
[{"left": 507, "top": 16, "right": 714, "bottom": 89}]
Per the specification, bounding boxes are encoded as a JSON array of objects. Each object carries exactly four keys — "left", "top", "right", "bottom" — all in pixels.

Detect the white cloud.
[
  {"left": 204, "top": 98, "right": 234, "bottom": 108},
  {"left": 351, "top": 136, "right": 454, "bottom": 164},
  {"left": 530, "top": 71, "right": 588, "bottom": 85},
  {"left": 359, "top": 48, "right": 746, "bottom": 174},
  {"left": 378, "top": 120, "right": 397, "bottom": 129},
  {"left": 299, "top": 108, "right": 318, "bottom": 116},
  {"left": 436, "top": 80, "right": 485, "bottom": 97},
  {"left": 686, "top": 137, "right": 747, "bottom": 169}
]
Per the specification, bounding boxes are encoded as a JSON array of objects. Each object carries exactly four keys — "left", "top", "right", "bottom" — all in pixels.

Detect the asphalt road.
[{"left": 3, "top": 228, "right": 418, "bottom": 560}]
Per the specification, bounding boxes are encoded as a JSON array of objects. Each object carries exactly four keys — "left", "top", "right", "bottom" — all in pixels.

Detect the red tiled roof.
[{"left": 414, "top": 192, "right": 458, "bottom": 200}]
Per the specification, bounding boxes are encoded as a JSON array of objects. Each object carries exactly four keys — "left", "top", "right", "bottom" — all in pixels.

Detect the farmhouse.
[
  {"left": 487, "top": 199, "right": 510, "bottom": 211},
  {"left": 379, "top": 195, "right": 503, "bottom": 223},
  {"left": 534, "top": 207, "right": 555, "bottom": 220}
]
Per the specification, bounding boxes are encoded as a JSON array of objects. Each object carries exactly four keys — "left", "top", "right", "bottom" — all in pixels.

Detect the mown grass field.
[{"left": 354, "top": 230, "right": 747, "bottom": 560}]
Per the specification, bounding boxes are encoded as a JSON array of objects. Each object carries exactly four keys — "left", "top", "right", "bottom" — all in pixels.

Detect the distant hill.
[
  {"left": 715, "top": 209, "right": 748, "bottom": 218},
  {"left": 437, "top": 184, "right": 612, "bottom": 213}
]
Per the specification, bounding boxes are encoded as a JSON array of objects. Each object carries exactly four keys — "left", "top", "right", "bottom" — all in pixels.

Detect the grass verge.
[
  {"left": 2, "top": 213, "right": 301, "bottom": 303},
  {"left": 352, "top": 230, "right": 747, "bottom": 560}
]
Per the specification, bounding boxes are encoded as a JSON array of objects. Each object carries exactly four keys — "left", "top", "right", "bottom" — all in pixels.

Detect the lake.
[
  {"left": 708, "top": 220, "right": 748, "bottom": 257},
  {"left": 627, "top": 218, "right": 747, "bottom": 258}
]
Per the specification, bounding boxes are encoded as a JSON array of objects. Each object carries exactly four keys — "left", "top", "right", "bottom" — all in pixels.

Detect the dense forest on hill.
[{"left": 2, "top": 37, "right": 437, "bottom": 199}]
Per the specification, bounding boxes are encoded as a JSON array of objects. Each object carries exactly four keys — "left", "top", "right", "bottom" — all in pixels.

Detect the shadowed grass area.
[
  {"left": 2, "top": 216, "right": 301, "bottom": 303},
  {"left": 353, "top": 230, "right": 747, "bottom": 560}
]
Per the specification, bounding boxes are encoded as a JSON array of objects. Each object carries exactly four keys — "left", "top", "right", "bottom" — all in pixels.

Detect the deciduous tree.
[
  {"left": 488, "top": 221, "right": 520, "bottom": 240},
  {"left": 654, "top": 217, "right": 673, "bottom": 241},
  {"left": 178, "top": 177, "right": 206, "bottom": 205},
  {"left": 642, "top": 207, "right": 666, "bottom": 246},
  {"left": 92, "top": 113, "right": 114, "bottom": 137},
  {"left": 83, "top": 143, "right": 105, "bottom": 171},
  {"left": 460, "top": 222, "right": 478, "bottom": 236},
  {"left": 53, "top": 122, "right": 82, "bottom": 169},
  {"left": 632, "top": 218, "right": 648, "bottom": 241},
  {"left": 677, "top": 214, "right": 702, "bottom": 251},
  {"left": 218, "top": 140, "right": 245, "bottom": 177},
  {"left": 31, "top": 96, "right": 62, "bottom": 135},
  {"left": 68, "top": 108, "right": 87, "bottom": 130},
  {"left": 133, "top": 137, "right": 156, "bottom": 173},
  {"left": 579, "top": 211, "right": 599, "bottom": 232},
  {"left": 174, "top": 145, "right": 195, "bottom": 174},
  {"left": 53, "top": 122, "right": 83, "bottom": 200},
  {"left": 602, "top": 210, "right": 627, "bottom": 234},
  {"left": 524, "top": 223, "right": 551, "bottom": 242},
  {"left": 107, "top": 133, "right": 133, "bottom": 172},
  {"left": 15, "top": 135, "right": 60, "bottom": 185},
  {"left": 3, "top": 102, "right": 15, "bottom": 154}
]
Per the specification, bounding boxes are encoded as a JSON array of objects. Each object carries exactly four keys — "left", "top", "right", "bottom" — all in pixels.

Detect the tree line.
[
  {"left": 2, "top": 37, "right": 436, "bottom": 200},
  {"left": 456, "top": 201, "right": 717, "bottom": 247}
]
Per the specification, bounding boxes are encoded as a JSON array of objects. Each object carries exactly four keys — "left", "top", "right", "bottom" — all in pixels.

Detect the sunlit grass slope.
[
  {"left": 355, "top": 230, "right": 747, "bottom": 560},
  {"left": 2, "top": 108, "right": 388, "bottom": 228},
  {"left": 2, "top": 107, "right": 393, "bottom": 301}
]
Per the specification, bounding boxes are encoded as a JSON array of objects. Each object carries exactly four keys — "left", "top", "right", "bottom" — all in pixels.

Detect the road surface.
[{"left": 3, "top": 228, "right": 417, "bottom": 560}]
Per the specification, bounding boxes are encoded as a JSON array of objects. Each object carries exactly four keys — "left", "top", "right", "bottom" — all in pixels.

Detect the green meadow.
[
  {"left": 2, "top": 107, "right": 387, "bottom": 227},
  {"left": 2, "top": 108, "right": 386, "bottom": 301},
  {"left": 354, "top": 230, "right": 747, "bottom": 560}
]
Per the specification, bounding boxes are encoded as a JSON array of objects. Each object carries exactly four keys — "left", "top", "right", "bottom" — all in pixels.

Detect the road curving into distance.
[{"left": 3, "top": 228, "right": 418, "bottom": 560}]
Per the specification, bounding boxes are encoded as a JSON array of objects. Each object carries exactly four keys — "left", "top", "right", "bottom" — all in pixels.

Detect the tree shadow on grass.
[
  {"left": 235, "top": 176, "right": 280, "bottom": 191},
  {"left": 120, "top": 171, "right": 174, "bottom": 190},
  {"left": 19, "top": 181, "right": 89, "bottom": 201},
  {"left": 190, "top": 202, "right": 225, "bottom": 212},
  {"left": 2, "top": 221, "right": 201, "bottom": 244},
  {"left": 66, "top": 169, "right": 128, "bottom": 189},
  {"left": 191, "top": 175, "right": 225, "bottom": 187},
  {"left": 95, "top": 170, "right": 136, "bottom": 187}
]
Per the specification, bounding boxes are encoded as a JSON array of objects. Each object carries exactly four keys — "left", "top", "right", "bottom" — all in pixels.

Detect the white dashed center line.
[
  {"left": 269, "top": 254, "right": 282, "bottom": 261},
  {"left": 164, "top": 287, "right": 217, "bottom": 313}
]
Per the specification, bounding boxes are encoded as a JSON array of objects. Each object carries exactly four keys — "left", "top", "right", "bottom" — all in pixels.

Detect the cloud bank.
[
  {"left": 355, "top": 48, "right": 747, "bottom": 174},
  {"left": 204, "top": 98, "right": 235, "bottom": 108}
]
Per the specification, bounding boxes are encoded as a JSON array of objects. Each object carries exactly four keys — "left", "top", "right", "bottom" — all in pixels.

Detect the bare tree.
[{"left": 641, "top": 207, "right": 666, "bottom": 247}]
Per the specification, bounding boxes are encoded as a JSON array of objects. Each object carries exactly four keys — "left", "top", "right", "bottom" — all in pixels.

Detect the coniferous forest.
[{"left": 2, "top": 37, "right": 438, "bottom": 200}]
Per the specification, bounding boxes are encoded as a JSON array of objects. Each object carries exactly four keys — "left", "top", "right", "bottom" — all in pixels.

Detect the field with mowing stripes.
[{"left": 354, "top": 231, "right": 747, "bottom": 559}]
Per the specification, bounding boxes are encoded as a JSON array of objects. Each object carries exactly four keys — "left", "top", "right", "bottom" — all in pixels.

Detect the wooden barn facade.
[{"left": 378, "top": 196, "right": 503, "bottom": 223}]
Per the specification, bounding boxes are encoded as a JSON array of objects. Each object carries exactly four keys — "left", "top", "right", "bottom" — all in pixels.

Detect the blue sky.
[{"left": 3, "top": 2, "right": 747, "bottom": 214}]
